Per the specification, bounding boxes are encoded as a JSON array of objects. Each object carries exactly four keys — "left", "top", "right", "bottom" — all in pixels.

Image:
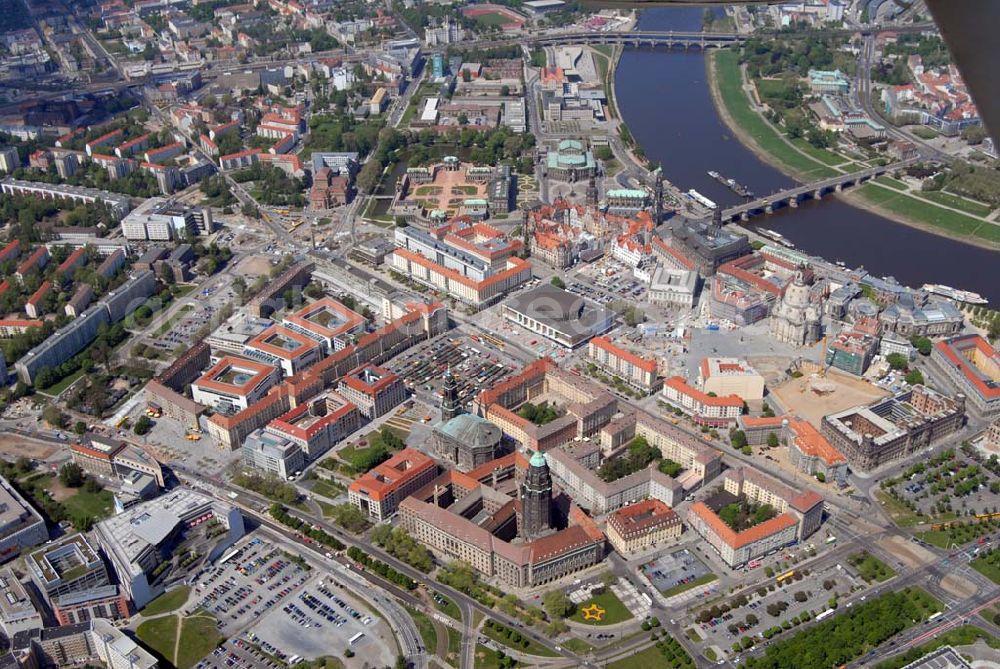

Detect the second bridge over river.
[{"left": 717, "top": 158, "right": 920, "bottom": 223}]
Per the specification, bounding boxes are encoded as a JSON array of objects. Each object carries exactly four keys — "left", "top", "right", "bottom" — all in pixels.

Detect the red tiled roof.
[
  {"left": 689, "top": 501, "right": 797, "bottom": 549},
  {"left": 267, "top": 397, "right": 357, "bottom": 440},
  {"left": 339, "top": 364, "right": 400, "bottom": 396},
  {"left": 738, "top": 416, "right": 787, "bottom": 428},
  {"left": 664, "top": 376, "right": 743, "bottom": 408},
  {"left": 607, "top": 498, "right": 678, "bottom": 539},
  {"left": 348, "top": 448, "right": 436, "bottom": 502},
  {"left": 86, "top": 128, "right": 123, "bottom": 148},
  {"left": 787, "top": 419, "right": 845, "bottom": 466},
  {"left": 17, "top": 247, "right": 48, "bottom": 275},
  {"left": 935, "top": 335, "right": 1000, "bottom": 400},
  {"left": 57, "top": 247, "right": 87, "bottom": 274},
  {"left": 194, "top": 356, "right": 277, "bottom": 396},
  {"left": 26, "top": 280, "right": 52, "bottom": 306},
  {"left": 589, "top": 336, "right": 657, "bottom": 374},
  {"left": 246, "top": 324, "right": 320, "bottom": 360}
]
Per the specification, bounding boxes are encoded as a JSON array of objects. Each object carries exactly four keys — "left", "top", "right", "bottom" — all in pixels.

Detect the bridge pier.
[
  {"left": 741, "top": 212, "right": 750, "bottom": 222},
  {"left": 789, "top": 197, "right": 798, "bottom": 208},
  {"left": 814, "top": 189, "right": 823, "bottom": 199},
  {"left": 835, "top": 183, "right": 843, "bottom": 193},
  {"left": 765, "top": 203, "right": 773, "bottom": 214}
]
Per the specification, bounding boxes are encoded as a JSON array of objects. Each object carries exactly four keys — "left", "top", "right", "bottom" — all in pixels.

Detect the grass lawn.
[
  {"left": 473, "top": 12, "right": 513, "bottom": 27},
  {"left": 874, "top": 176, "right": 909, "bottom": 191},
  {"left": 593, "top": 45, "right": 614, "bottom": 58},
  {"left": 660, "top": 573, "right": 718, "bottom": 598},
  {"left": 482, "top": 620, "right": 557, "bottom": 656},
  {"left": 790, "top": 137, "right": 849, "bottom": 166},
  {"left": 446, "top": 627, "right": 462, "bottom": 667},
  {"left": 141, "top": 586, "right": 191, "bottom": 616},
  {"left": 848, "top": 551, "right": 897, "bottom": 583},
  {"left": 40, "top": 367, "right": 85, "bottom": 396},
  {"left": 404, "top": 606, "right": 438, "bottom": 655},
  {"left": 569, "top": 590, "right": 633, "bottom": 626},
  {"left": 971, "top": 549, "right": 1000, "bottom": 585},
  {"left": 136, "top": 616, "right": 178, "bottom": 663},
  {"left": 176, "top": 613, "right": 224, "bottom": 668},
  {"left": 920, "top": 190, "right": 994, "bottom": 217},
  {"left": 474, "top": 644, "right": 520, "bottom": 669},
  {"left": 310, "top": 478, "right": 345, "bottom": 499},
  {"left": 915, "top": 530, "right": 952, "bottom": 549},
  {"left": 685, "top": 627, "right": 702, "bottom": 642},
  {"left": 607, "top": 645, "right": 677, "bottom": 669},
  {"left": 911, "top": 126, "right": 939, "bottom": 139},
  {"left": 712, "top": 50, "right": 839, "bottom": 180},
  {"left": 562, "top": 638, "right": 593, "bottom": 653},
  {"left": 317, "top": 500, "right": 338, "bottom": 517},
  {"left": 875, "top": 490, "right": 926, "bottom": 528},
  {"left": 50, "top": 482, "right": 115, "bottom": 520},
  {"left": 857, "top": 183, "right": 1000, "bottom": 246},
  {"left": 434, "top": 593, "right": 461, "bottom": 621},
  {"left": 136, "top": 610, "right": 222, "bottom": 668}
]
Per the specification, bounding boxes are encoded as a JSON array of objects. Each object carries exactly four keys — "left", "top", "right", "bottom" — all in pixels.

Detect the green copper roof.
[{"left": 529, "top": 450, "right": 547, "bottom": 467}]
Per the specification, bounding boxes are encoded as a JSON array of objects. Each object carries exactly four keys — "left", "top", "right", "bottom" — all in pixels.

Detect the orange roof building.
[
  {"left": 587, "top": 336, "right": 661, "bottom": 394},
  {"left": 348, "top": 448, "right": 438, "bottom": 521},
  {"left": 606, "top": 499, "right": 681, "bottom": 555},
  {"left": 263, "top": 391, "right": 361, "bottom": 459},
  {"left": 397, "top": 452, "right": 606, "bottom": 588},
  {"left": 786, "top": 418, "right": 847, "bottom": 481},
  {"left": 662, "top": 376, "right": 743, "bottom": 426},
  {"left": 244, "top": 324, "right": 324, "bottom": 376},
  {"left": 686, "top": 466, "right": 823, "bottom": 567},
  {"left": 282, "top": 297, "right": 367, "bottom": 353},
  {"left": 191, "top": 356, "right": 281, "bottom": 412},
  {"left": 337, "top": 363, "right": 407, "bottom": 419},
  {"left": 932, "top": 334, "right": 1000, "bottom": 415}
]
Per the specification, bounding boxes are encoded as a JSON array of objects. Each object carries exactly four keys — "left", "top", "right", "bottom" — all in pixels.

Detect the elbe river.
[{"left": 613, "top": 6, "right": 1000, "bottom": 304}]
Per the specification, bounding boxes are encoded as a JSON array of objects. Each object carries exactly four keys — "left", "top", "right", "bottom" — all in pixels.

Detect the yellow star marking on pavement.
[{"left": 581, "top": 603, "right": 606, "bottom": 621}]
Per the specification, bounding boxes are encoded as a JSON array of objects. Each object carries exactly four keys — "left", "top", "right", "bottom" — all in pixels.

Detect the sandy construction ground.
[
  {"left": 879, "top": 535, "right": 935, "bottom": 570},
  {"left": 771, "top": 369, "right": 890, "bottom": 427},
  {"left": 0, "top": 434, "right": 58, "bottom": 460},
  {"left": 235, "top": 255, "right": 274, "bottom": 278},
  {"left": 940, "top": 573, "right": 978, "bottom": 599}
]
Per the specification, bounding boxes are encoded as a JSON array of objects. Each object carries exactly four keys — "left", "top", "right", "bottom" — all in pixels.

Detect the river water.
[{"left": 613, "top": 7, "right": 1000, "bottom": 304}]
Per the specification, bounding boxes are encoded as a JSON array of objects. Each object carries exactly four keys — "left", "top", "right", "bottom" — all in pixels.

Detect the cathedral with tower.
[{"left": 430, "top": 368, "right": 503, "bottom": 471}]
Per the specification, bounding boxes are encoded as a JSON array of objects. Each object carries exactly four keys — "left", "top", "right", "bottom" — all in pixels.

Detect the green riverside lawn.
[
  {"left": 711, "top": 49, "right": 838, "bottom": 180},
  {"left": 711, "top": 49, "right": 1000, "bottom": 249}
]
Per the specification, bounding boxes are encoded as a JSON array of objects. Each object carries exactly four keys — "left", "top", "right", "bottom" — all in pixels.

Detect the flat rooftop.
[
  {"left": 246, "top": 324, "right": 319, "bottom": 359},
  {"left": 0, "top": 567, "right": 37, "bottom": 621},
  {"left": 283, "top": 297, "right": 366, "bottom": 339},
  {"left": 27, "top": 533, "right": 100, "bottom": 586},
  {"left": 194, "top": 356, "right": 276, "bottom": 395},
  {"left": 96, "top": 489, "right": 225, "bottom": 575},
  {"left": 503, "top": 283, "right": 613, "bottom": 338}
]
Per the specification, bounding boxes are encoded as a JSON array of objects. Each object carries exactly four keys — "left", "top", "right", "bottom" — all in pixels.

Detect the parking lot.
[
  {"left": 688, "top": 551, "right": 880, "bottom": 660},
  {"left": 641, "top": 548, "right": 714, "bottom": 595},
  {"left": 881, "top": 444, "right": 1000, "bottom": 523},
  {"left": 188, "top": 537, "right": 311, "bottom": 636},
  {"left": 247, "top": 575, "right": 392, "bottom": 667},
  {"left": 192, "top": 537, "right": 394, "bottom": 667},
  {"left": 386, "top": 336, "right": 515, "bottom": 412}
]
